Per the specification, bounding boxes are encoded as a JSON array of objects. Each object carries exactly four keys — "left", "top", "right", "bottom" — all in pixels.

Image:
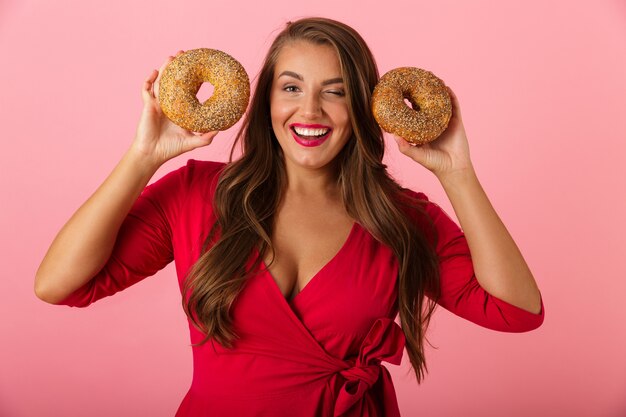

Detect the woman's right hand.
[
  {"left": 35, "top": 51, "right": 219, "bottom": 304},
  {"left": 131, "top": 50, "right": 218, "bottom": 168}
]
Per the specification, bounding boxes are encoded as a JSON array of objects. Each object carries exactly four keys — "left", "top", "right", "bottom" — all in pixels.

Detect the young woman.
[{"left": 35, "top": 17, "right": 544, "bottom": 417}]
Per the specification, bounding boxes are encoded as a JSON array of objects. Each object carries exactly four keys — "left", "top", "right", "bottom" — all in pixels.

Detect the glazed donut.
[
  {"left": 371, "top": 67, "right": 451, "bottom": 144},
  {"left": 159, "top": 48, "right": 250, "bottom": 132}
]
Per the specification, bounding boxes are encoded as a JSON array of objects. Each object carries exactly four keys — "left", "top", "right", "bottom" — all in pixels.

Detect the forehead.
[{"left": 273, "top": 41, "right": 342, "bottom": 79}]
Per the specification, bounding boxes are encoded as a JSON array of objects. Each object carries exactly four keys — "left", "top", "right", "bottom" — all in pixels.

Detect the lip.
[
  {"left": 289, "top": 123, "right": 333, "bottom": 148},
  {"left": 290, "top": 123, "right": 332, "bottom": 129}
]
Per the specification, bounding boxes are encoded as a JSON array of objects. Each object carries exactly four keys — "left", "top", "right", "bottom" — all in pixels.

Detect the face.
[{"left": 269, "top": 41, "right": 352, "bottom": 172}]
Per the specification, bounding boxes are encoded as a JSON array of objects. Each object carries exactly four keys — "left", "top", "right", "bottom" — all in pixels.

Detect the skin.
[
  {"left": 34, "top": 51, "right": 218, "bottom": 303},
  {"left": 264, "top": 41, "right": 356, "bottom": 300},
  {"left": 394, "top": 88, "right": 543, "bottom": 314},
  {"left": 266, "top": 41, "right": 542, "bottom": 312},
  {"left": 35, "top": 42, "right": 542, "bottom": 315},
  {"left": 269, "top": 41, "right": 352, "bottom": 194}
]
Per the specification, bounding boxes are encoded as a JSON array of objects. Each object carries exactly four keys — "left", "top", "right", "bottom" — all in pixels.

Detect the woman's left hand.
[
  {"left": 394, "top": 87, "right": 543, "bottom": 315},
  {"left": 393, "top": 86, "right": 474, "bottom": 180}
]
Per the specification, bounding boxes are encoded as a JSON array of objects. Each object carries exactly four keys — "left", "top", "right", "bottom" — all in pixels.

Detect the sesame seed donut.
[
  {"left": 371, "top": 67, "right": 451, "bottom": 144},
  {"left": 158, "top": 48, "right": 250, "bottom": 133}
]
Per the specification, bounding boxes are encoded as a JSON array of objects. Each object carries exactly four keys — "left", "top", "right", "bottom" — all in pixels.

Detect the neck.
[{"left": 282, "top": 159, "right": 341, "bottom": 199}]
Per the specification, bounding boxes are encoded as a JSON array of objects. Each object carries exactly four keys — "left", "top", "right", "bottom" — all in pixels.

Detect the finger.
[
  {"left": 393, "top": 135, "right": 427, "bottom": 164},
  {"left": 184, "top": 131, "right": 219, "bottom": 151},
  {"left": 157, "top": 53, "right": 178, "bottom": 74},
  {"left": 142, "top": 69, "right": 158, "bottom": 103},
  {"left": 200, "top": 131, "right": 219, "bottom": 143},
  {"left": 446, "top": 86, "right": 462, "bottom": 121},
  {"left": 393, "top": 135, "right": 415, "bottom": 155}
]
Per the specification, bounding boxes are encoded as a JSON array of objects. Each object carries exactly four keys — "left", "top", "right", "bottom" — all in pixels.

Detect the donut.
[
  {"left": 159, "top": 48, "right": 250, "bottom": 133},
  {"left": 371, "top": 67, "right": 451, "bottom": 144}
]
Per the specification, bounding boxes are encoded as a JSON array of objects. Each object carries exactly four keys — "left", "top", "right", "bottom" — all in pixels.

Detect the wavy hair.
[{"left": 182, "top": 17, "right": 441, "bottom": 382}]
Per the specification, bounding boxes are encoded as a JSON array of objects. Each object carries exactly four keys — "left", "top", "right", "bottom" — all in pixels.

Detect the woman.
[{"left": 35, "top": 17, "right": 544, "bottom": 417}]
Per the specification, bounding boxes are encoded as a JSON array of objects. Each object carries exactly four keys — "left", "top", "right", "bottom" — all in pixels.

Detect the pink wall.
[{"left": 1, "top": 0, "right": 625, "bottom": 416}]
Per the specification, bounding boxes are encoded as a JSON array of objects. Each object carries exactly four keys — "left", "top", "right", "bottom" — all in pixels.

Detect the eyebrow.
[{"left": 277, "top": 71, "right": 343, "bottom": 86}]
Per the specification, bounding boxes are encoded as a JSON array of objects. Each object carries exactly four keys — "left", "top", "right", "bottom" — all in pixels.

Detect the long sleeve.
[
  {"left": 407, "top": 189, "right": 544, "bottom": 332},
  {"left": 58, "top": 162, "right": 192, "bottom": 307}
]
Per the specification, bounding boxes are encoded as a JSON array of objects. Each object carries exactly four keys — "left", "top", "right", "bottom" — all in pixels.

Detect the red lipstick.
[{"left": 289, "top": 123, "right": 332, "bottom": 148}]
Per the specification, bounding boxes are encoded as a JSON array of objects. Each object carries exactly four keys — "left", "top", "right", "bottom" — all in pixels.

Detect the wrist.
[
  {"left": 125, "top": 144, "right": 164, "bottom": 178},
  {"left": 436, "top": 164, "right": 477, "bottom": 189}
]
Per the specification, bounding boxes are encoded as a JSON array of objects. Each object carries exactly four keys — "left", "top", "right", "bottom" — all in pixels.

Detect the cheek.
[
  {"left": 332, "top": 105, "right": 351, "bottom": 132},
  {"left": 338, "top": 113, "right": 353, "bottom": 143},
  {"left": 270, "top": 99, "right": 295, "bottom": 126}
]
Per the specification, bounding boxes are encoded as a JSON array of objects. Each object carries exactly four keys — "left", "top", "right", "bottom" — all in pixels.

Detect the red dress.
[{"left": 60, "top": 160, "right": 544, "bottom": 416}]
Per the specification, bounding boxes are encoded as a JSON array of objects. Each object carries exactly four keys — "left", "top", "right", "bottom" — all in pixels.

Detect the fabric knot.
[
  {"left": 333, "top": 318, "right": 405, "bottom": 417},
  {"left": 339, "top": 363, "right": 381, "bottom": 391}
]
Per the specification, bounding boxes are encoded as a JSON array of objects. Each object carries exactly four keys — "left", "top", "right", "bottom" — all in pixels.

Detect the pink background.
[{"left": 1, "top": 0, "right": 625, "bottom": 416}]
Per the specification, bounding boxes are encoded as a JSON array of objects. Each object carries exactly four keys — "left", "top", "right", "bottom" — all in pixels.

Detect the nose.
[{"left": 301, "top": 93, "right": 322, "bottom": 119}]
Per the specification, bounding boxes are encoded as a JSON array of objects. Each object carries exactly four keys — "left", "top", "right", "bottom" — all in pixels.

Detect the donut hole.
[
  {"left": 196, "top": 82, "right": 215, "bottom": 104},
  {"left": 404, "top": 97, "right": 420, "bottom": 112}
]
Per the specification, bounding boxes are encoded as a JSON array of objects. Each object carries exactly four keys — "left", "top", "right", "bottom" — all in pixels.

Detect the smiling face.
[{"left": 269, "top": 40, "right": 352, "bottom": 173}]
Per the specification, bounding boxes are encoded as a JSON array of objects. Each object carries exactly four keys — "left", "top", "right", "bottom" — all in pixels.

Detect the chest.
[
  {"left": 242, "top": 220, "right": 400, "bottom": 358},
  {"left": 262, "top": 210, "right": 356, "bottom": 302},
  {"left": 175, "top": 194, "right": 400, "bottom": 357}
]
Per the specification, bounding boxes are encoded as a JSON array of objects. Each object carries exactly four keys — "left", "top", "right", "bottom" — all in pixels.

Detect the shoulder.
[
  {"left": 141, "top": 159, "right": 227, "bottom": 208},
  {"left": 174, "top": 159, "right": 228, "bottom": 204},
  {"left": 398, "top": 187, "right": 429, "bottom": 205},
  {"left": 398, "top": 187, "right": 453, "bottom": 224},
  {"left": 396, "top": 187, "right": 463, "bottom": 249},
  {"left": 396, "top": 187, "right": 434, "bottom": 221},
  {"left": 164, "top": 159, "right": 227, "bottom": 193},
  {"left": 182, "top": 159, "right": 227, "bottom": 183}
]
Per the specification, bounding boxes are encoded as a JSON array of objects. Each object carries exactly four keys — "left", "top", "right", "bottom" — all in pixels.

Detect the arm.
[
  {"left": 34, "top": 149, "right": 160, "bottom": 303},
  {"left": 437, "top": 167, "right": 542, "bottom": 314},
  {"left": 35, "top": 51, "right": 217, "bottom": 304},
  {"left": 394, "top": 87, "right": 542, "bottom": 315}
]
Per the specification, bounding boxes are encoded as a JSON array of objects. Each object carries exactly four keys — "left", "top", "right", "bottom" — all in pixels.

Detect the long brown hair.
[{"left": 183, "top": 17, "right": 441, "bottom": 383}]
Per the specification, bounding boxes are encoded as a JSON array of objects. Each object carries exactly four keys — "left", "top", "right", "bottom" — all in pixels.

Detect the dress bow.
[{"left": 333, "top": 318, "right": 406, "bottom": 416}]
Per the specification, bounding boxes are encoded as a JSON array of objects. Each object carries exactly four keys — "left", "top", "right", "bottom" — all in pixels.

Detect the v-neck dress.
[{"left": 60, "top": 160, "right": 544, "bottom": 416}]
